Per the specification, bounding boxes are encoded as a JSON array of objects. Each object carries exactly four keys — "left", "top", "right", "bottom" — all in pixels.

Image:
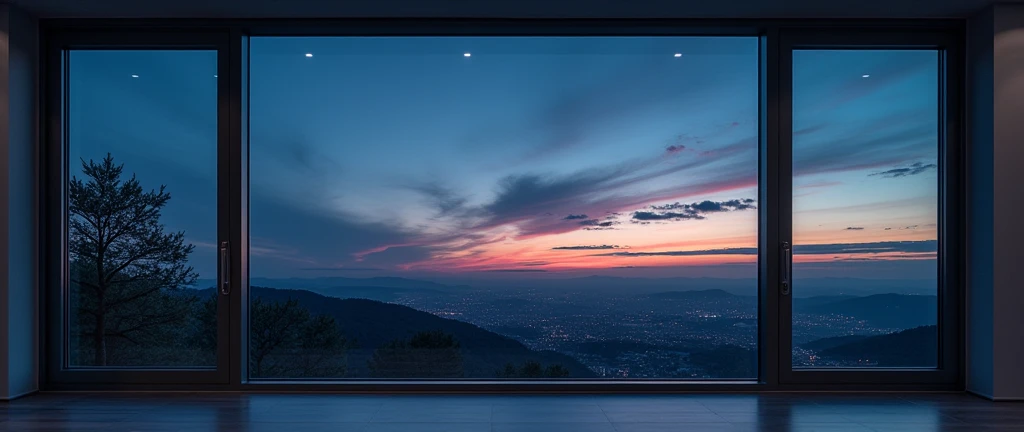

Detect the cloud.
[
  {"left": 793, "top": 111, "right": 938, "bottom": 178},
  {"left": 579, "top": 219, "right": 620, "bottom": 229},
  {"left": 845, "top": 227, "right": 865, "bottom": 231},
  {"left": 633, "top": 198, "right": 756, "bottom": 222},
  {"left": 795, "top": 240, "right": 937, "bottom": 255},
  {"left": 481, "top": 269, "right": 548, "bottom": 273},
  {"left": 552, "top": 245, "right": 622, "bottom": 250},
  {"left": 248, "top": 190, "right": 423, "bottom": 276},
  {"left": 870, "top": 162, "right": 938, "bottom": 178},
  {"left": 665, "top": 145, "right": 686, "bottom": 154},
  {"left": 355, "top": 128, "right": 761, "bottom": 269},
  {"left": 454, "top": 131, "right": 759, "bottom": 241},
  {"left": 599, "top": 247, "right": 758, "bottom": 257},
  {"left": 409, "top": 183, "right": 470, "bottom": 215},
  {"left": 633, "top": 211, "right": 704, "bottom": 221},
  {"left": 595, "top": 240, "right": 937, "bottom": 257},
  {"left": 504, "top": 57, "right": 748, "bottom": 161}
]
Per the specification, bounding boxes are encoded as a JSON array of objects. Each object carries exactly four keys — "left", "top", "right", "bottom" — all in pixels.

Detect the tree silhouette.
[
  {"left": 368, "top": 330, "right": 463, "bottom": 378},
  {"left": 248, "top": 297, "right": 348, "bottom": 378},
  {"left": 495, "top": 360, "right": 570, "bottom": 378},
  {"left": 68, "top": 154, "right": 198, "bottom": 366}
]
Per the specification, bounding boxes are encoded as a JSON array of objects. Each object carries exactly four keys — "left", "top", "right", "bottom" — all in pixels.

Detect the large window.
[
  {"left": 45, "top": 26, "right": 961, "bottom": 389},
  {"left": 64, "top": 50, "right": 219, "bottom": 368},
  {"left": 248, "top": 37, "right": 760, "bottom": 379},
  {"left": 790, "top": 50, "right": 939, "bottom": 369}
]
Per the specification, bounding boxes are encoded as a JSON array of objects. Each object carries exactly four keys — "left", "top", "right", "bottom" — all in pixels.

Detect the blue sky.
[{"left": 66, "top": 38, "right": 939, "bottom": 285}]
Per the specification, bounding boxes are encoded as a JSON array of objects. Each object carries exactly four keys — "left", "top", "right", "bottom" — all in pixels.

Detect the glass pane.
[
  {"left": 66, "top": 50, "right": 219, "bottom": 368},
  {"left": 249, "top": 37, "right": 759, "bottom": 379},
  {"left": 791, "top": 50, "right": 939, "bottom": 368}
]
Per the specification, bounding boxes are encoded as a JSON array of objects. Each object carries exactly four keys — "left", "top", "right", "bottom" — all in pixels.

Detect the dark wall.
[
  {"left": 967, "top": 4, "right": 995, "bottom": 399},
  {"left": 991, "top": 4, "right": 1024, "bottom": 400},
  {"left": 0, "top": 3, "right": 40, "bottom": 400},
  {"left": 967, "top": 3, "right": 1024, "bottom": 400}
]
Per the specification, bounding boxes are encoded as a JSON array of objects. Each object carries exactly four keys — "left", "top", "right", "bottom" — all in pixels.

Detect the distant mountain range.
[
  {"left": 798, "top": 293, "right": 937, "bottom": 329},
  {"left": 250, "top": 287, "right": 596, "bottom": 378},
  {"left": 644, "top": 289, "right": 736, "bottom": 300},
  {"left": 199, "top": 275, "right": 936, "bottom": 297}
]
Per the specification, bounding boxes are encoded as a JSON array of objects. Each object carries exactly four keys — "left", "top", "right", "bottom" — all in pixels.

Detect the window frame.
[
  {"left": 777, "top": 28, "right": 964, "bottom": 387},
  {"left": 42, "top": 29, "right": 235, "bottom": 386},
  {"left": 39, "top": 19, "right": 965, "bottom": 392}
]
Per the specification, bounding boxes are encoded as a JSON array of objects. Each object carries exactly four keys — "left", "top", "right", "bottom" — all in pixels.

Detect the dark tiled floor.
[{"left": 2, "top": 392, "right": 1023, "bottom": 431}]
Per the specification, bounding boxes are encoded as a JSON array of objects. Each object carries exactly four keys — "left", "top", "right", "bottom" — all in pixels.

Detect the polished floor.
[{"left": 2, "top": 392, "right": 1023, "bottom": 431}]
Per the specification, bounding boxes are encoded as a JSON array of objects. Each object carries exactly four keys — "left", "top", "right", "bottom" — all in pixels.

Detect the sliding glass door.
[
  {"left": 45, "top": 33, "right": 233, "bottom": 384},
  {"left": 778, "top": 30, "right": 961, "bottom": 385}
]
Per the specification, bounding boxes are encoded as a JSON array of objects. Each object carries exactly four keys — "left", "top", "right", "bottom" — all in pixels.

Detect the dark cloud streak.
[
  {"left": 596, "top": 240, "right": 937, "bottom": 257},
  {"left": 633, "top": 198, "right": 755, "bottom": 222},
  {"left": 870, "top": 162, "right": 938, "bottom": 178},
  {"left": 552, "top": 245, "right": 622, "bottom": 250}
]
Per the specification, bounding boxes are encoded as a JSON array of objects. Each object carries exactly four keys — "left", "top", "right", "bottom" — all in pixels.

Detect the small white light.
[
  {"left": 862, "top": 74, "right": 870, "bottom": 78},
  {"left": 305, "top": 53, "right": 313, "bottom": 58},
  {"left": 464, "top": 53, "right": 472, "bottom": 57},
  {"left": 214, "top": 74, "right": 218, "bottom": 78},
  {"left": 131, "top": 74, "right": 139, "bottom": 78},
  {"left": 674, "top": 53, "right": 682, "bottom": 57}
]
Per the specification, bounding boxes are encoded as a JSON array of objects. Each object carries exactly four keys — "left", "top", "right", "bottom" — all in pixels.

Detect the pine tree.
[
  {"left": 247, "top": 297, "right": 348, "bottom": 378},
  {"left": 68, "top": 154, "right": 198, "bottom": 366}
]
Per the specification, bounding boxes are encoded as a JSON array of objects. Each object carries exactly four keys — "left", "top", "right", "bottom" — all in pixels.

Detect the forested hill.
[{"left": 249, "top": 287, "right": 596, "bottom": 378}]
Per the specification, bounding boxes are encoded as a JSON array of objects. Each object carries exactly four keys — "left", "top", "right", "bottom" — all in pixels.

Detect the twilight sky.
[{"left": 67, "top": 37, "right": 939, "bottom": 283}]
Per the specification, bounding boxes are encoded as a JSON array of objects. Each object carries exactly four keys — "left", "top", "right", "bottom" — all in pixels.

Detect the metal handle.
[
  {"left": 220, "top": 241, "right": 231, "bottom": 296},
  {"left": 781, "top": 241, "right": 792, "bottom": 296}
]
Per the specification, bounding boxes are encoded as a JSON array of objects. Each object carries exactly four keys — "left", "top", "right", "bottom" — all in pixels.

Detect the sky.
[{"left": 66, "top": 37, "right": 939, "bottom": 284}]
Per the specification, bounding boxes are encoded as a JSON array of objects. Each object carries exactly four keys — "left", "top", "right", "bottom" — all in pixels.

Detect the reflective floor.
[{"left": 2, "top": 392, "right": 1022, "bottom": 431}]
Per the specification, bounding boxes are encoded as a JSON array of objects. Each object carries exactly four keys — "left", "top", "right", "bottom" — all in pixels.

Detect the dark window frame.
[
  {"left": 777, "top": 29, "right": 964, "bottom": 387},
  {"left": 39, "top": 19, "right": 965, "bottom": 392},
  {"left": 42, "top": 30, "right": 234, "bottom": 385}
]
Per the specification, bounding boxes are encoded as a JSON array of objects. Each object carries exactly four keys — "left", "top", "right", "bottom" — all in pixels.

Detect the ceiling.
[{"left": 6, "top": 0, "right": 1013, "bottom": 19}]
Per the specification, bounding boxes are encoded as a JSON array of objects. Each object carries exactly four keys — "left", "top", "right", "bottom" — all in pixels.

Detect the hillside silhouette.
[
  {"left": 817, "top": 325, "right": 937, "bottom": 367},
  {"left": 801, "top": 335, "right": 869, "bottom": 351},
  {"left": 250, "top": 287, "right": 596, "bottom": 378}
]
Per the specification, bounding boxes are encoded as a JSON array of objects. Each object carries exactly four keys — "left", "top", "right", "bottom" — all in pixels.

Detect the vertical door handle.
[
  {"left": 781, "top": 241, "right": 792, "bottom": 296},
  {"left": 220, "top": 241, "right": 231, "bottom": 296}
]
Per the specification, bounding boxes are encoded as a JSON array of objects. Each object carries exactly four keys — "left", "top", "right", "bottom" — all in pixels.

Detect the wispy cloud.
[
  {"left": 870, "top": 162, "right": 938, "bottom": 178},
  {"left": 598, "top": 247, "right": 758, "bottom": 257},
  {"left": 481, "top": 269, "right": 548, "bottom": 273},
  {"left": 552, "top": 245, "right": 623, "bottom": 250},
  {"left": 408, "top": 182, "right": 470, "bottom": 216},
  {"left": 845, "top": 227, "right": 865, "bottom": 231},
  {"left": 595, "top": 240, "right": 937, "bottom": 257},
  {"left": 795, "top": 240, "right": 937, "bottom": 255},
  {"left": 563, "top": 214, "right": 589, "bottom": 220},
  {"left": 794, "top": 111, "right": 937, "bottom": 177}
]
